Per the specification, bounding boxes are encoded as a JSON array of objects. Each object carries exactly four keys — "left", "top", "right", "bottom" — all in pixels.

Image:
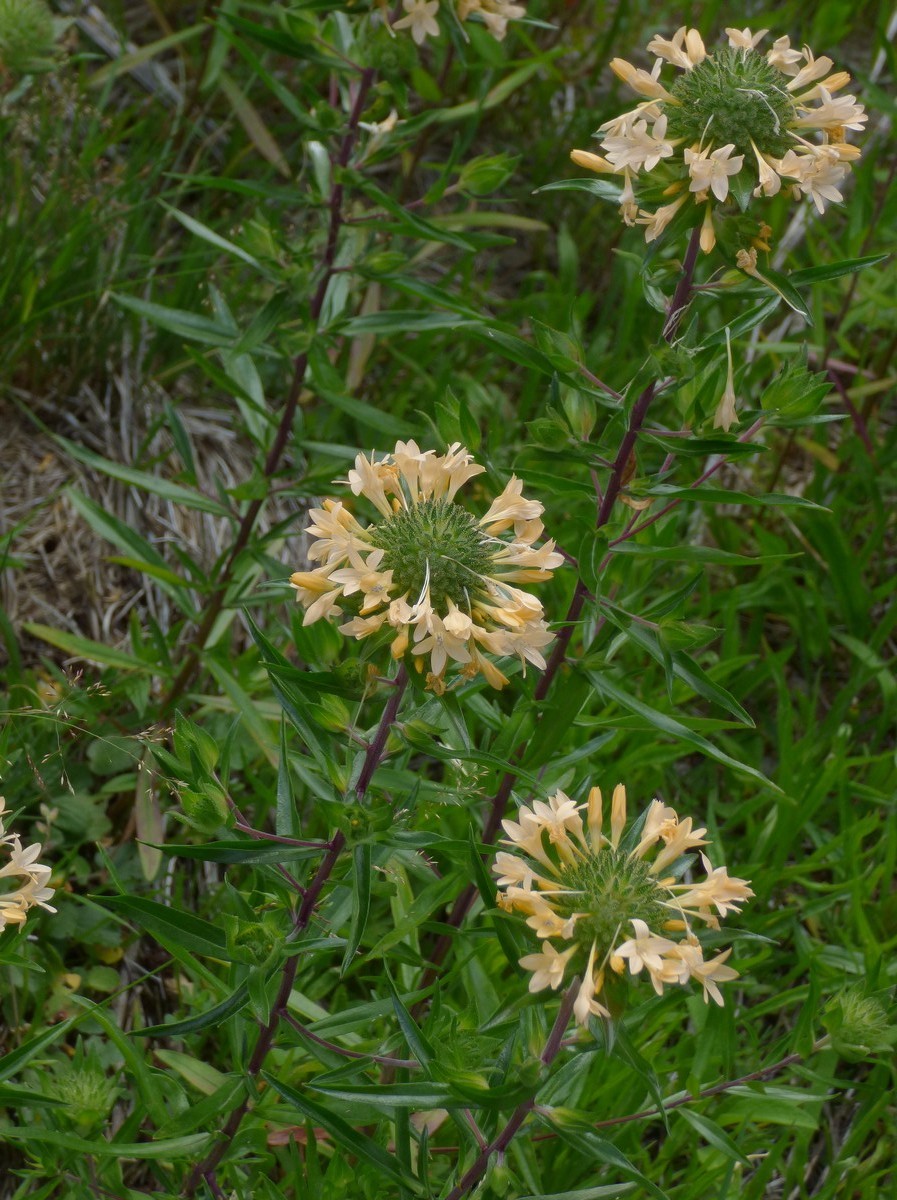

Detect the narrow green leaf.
[
  {"left": 635, "top": 484, "right": 827, "bottom": 511},
  {"left": 277, "top": 718, "right": 300, "bottom": 838},
  {"left": 160, "top": 202, "right": 263, "bottom": 269},
  {"left": 145, "top": 839, "right": 325, "bottom": 865},
  {"left": 748, "top": 265, "right": 811, "bottom": 320},
  {"left": 206, "top": 659, "right": 279, "bottom": 766},
  {"left": 246, "top": 615, "right": 334, "bottom": 773},
  {"left": 133, "top": 981, "right": 250, "bottom": 1038},
  {"left": 518, "top": 1187, "right": 637, "bottom": 1200},
  {"left": 112, "top": 293, "right": 238, "bottom": 348},
  {"left": 0, "top": 1127, "right": 209, "bottom": 1159},
  {"left": 100, "top": 895, "right": 252, "bottom": 963},
  {"left": 587, "top": 671, "right": 778, "bottom": 791},
  {"left": 362, "top": 874, "right": 458, "bottom": 962},
  {"left": 23, "top": 624, "right": 154, "bottom": 673},
  {"left": 261, "top": 1074, "right": 424, "bottom": 1194},
  {"left": 789, "top": 253, "right": 890, "bottom": 284},
  {"left": 66, "top": 488, "right": 197, "bottom": 614},
  {"left": 700, "top": 297, "right": 780, "bottom": 348},
  {"left": 352, "top": 175, "right": 479, "bottom": 251},
  {"left": 609, "top": 543, "right": 796, "bottom": 565},
  {"left": 52, "top": 431, "right": 232, "bottom": 516},
  {"left": 310, "top": 1080, "right": 462, "bottom": 1109},
  {"left": 676, "top": 1107, "right": 752, "bottom": 1166},
  {"left": 600, "top": 606, "right": 753, "bottom": 726},
  {"left": 341, "top": 311, "right": 478, "bottom": 336},
  {"left": 467, "top": 827, "right": 527, "bottom": 969},
  {"left": 157, "top": 1077, "right": 245, "bottom": 1137},
  {"left": 545, "top": 1120, "right": 670, "bottom": 1199},
  {"left": 385, "top": 974, "right": 435, "bottom": 1072},
  {"left": 0, "top": 1084, "right": 65, "bottom": 1107},
  {"left": 89, "top": 24, "right": 204, "bottom": 87},
  {"left": 534, "top": 177, "right": 622, "bottom": 203},
  {"left": 0, "top": 1018, "right": 76, "bottom": 1082},
  {"left": 341, "top": 844, "right": 372, "bottom": 974}
]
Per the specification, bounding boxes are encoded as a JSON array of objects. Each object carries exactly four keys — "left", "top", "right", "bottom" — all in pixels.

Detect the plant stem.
[
  {"left": 181, "top": 664, "right": 407, "bottom": 1196},
  {"left": 443, "top": 981, "right": 579, "bottom": 1200},
  {"left": 283, "top": 1010, "right": 420, "bottom": 1070},
  {"left": 417, "top": 228, "right": 704, "bottom": 986},
  {"left": 161, "top": 67, "right": 377, "bottom": 715},
  {"left": 534, "top": 1036, "right": 831, "bottom": 1139},
  {"left": 426, "top": 1036, "right": 830, "bottom": 1156}
]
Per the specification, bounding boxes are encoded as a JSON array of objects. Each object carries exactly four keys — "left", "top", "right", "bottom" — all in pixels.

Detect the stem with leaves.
[
  {"left": 418, "top": 227, "right": 704, "bottom": 988},
  {"left": 443, "top": 981, "right": 579, "bottom": 1200},
  {"left": 162, "top": 66, "right": 376, "bottom": 715},
  {"left": 182, "top": 664, "right": 408, "bottom": 1197}
]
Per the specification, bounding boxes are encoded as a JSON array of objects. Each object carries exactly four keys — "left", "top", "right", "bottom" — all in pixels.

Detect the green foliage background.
[{"left": 0, "top": 1, "right": 894, "bottom": 1198}]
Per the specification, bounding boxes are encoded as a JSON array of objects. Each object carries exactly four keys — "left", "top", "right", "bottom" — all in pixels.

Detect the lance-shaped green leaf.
[
  {"left": 143, "top": 838, "right": 327, "bottom": 864},
  {"left": 0, "top": 1127, "right": 210, "bottom": 1159},
  {"left": 134, "top": 981, "right": 251, "bottom": 1038},
  {"left": 51, "top": 431, "right": 232, "bottom": 516},
  {"left": 540, "top": 1115, "right": 670, "bottom": 1200},
  {"left": 676, "top": 1107, "right": 752, "bottom": 1165},
  {"left": 23, "top": 624, "right": 154, "bottom": 673},
  {"left": 341, "top": 843, "right": 372, "bottom": 975},
  {"left": 100, "top": 895, "right": 253, "bottom": 963},
  {"left": 586, "top": 671, "right": 778, "bottom": 791},
  {"left": 261, "top": 1075, "right": 424, "bottom": 1194}
]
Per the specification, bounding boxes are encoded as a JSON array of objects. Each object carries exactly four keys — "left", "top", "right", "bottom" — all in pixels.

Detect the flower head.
[
  {"left": 0, "top": 797, "right": 56, "bottom": 932},
  {"left": 494, "top": 783, "right": 752, "bottom": 1025},
  {"left": 571, "top": 28, "right": 866, "bottom": 248},
  {"left": 290, "top": 443, "right": 562, "bottom": 691}
]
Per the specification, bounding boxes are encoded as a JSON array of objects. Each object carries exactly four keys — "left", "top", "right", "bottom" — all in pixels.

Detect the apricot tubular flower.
[
  {"left": 494, "top": 783, "right": 752, "bottom": 1025},
  {"left": 290, "top": 442, "right": 562, "bottom": 692},
  {"left": 570, "top": 27, "right": 866, "bottom": 249}
]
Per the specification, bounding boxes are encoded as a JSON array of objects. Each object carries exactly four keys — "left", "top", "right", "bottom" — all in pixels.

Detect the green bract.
[
  {"left": 666, "top": 47, "right": 797, "bottom": 159},
  {"left": 370, "top": 498, "right": 495, "bottom": 609},
  {"left": 0, "top": 0, "right": 58, "bottom": 73}
]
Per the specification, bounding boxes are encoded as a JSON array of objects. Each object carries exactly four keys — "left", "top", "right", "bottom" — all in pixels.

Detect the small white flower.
[
  {"left": 519, "top": 942, "right": 576, "bottom": 992},
  {"left": 610, "top": 57, "right": 677, "bottom": 101},
  {"left": 777, "top": 149, "right": 847, "bottom": 213},
  {"left": 394, "top": 0, "right": 441, "bottom": 46},
  {"left": 635, "top": 195, "right": 687, "bottom": 243},
  {"left": 613, "top": 918, "right": 678, "bottom": 976},
  {"left": 794, "top": 87, "right": 868, "bottom": 133},
  {"left": 647, "top": 26, "right": 707, "bottom": 70},
  {"left": 786, "top": 49, "right": 835, "bottom": 93},
  {"left": 603, "top": 114, "right": 676, "bottom": 173},
  {"left": 684, "top": 143, "right": 744, "bottom": 203},
  {"left": 766, "top": 35, "right": 803, "bottom": 74},
  {"left": 725, "top": 27, "right": 768, "bottom": 50}
]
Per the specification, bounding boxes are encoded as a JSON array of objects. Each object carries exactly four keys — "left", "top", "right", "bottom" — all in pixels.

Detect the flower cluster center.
[
  {"left": 666, "top": 48, "right": 796, "bottom": 159},
  {"left": 556, "top": 850, "right": 668, "bottom": 953},
  {"left": 370, "top": 499, "right": 495, "bottom": 608}
]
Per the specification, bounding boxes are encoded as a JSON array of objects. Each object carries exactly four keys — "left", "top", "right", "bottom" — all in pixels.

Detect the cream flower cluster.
[
  {"left": 571, "top": 27, "right": 867, "bottom": 250},
  {"left": 0, "top": 797, "right": 56, "bottom": 931},
  {"left": 393, "top": 0, "right": 525, "bottom": 46},
  {"left": 290, "top": 442, "right": 562, "bottom": 692},
  {"left": 494, "top": 784, "right": 753, "bottom": 1025}
]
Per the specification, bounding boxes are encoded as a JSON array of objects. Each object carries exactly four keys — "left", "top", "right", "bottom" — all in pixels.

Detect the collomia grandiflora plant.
[
  {"left": 494, "top": 785, "right": 753, "bottom": 1026},
  {"left": 290, "top": 442, "right": 563, "bottom": 692},
  {"left": 570, "top": 26, "right": 867, "bottom": 251}
]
